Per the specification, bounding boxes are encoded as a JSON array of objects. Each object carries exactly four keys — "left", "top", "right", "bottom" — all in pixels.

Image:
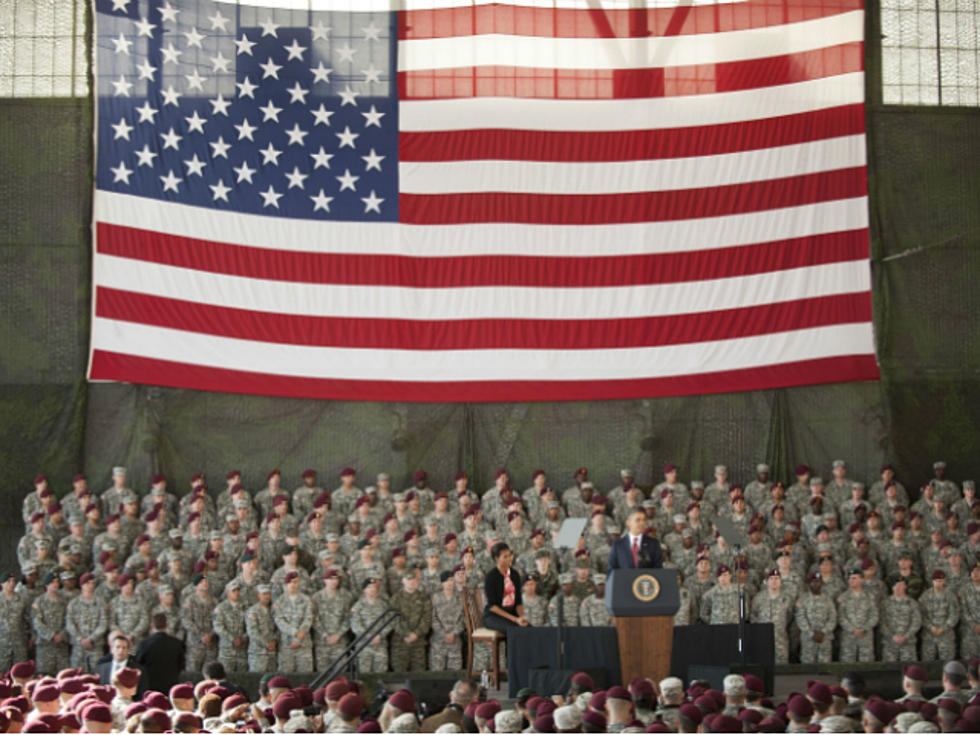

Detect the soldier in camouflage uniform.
[
  {"left": 701, "top": 566, "right": 740, "bottom": 625},
  {"left": 548, "top": 573, "right": 580, "bottom": 626},
  {"left": 150, "top": 585, "right": 183, "bottom": 642},
  {"left": 959, "top": 563, "right": 980, "bottom": 659},
  {"left": 0, "top": 571, "right": 31, "bottom": 669},
  {"left": 65, "top": 573, "right": 108, "bottom": 672},
  {"left": 521, "top": 575, "right": 549, "bottom": 627},
  {"left": 109, "top": 574, "right": 149, "bottom": 642},
  {"left": 579, "top": 575, "right": 611, "bottom": 626},
  {"left": 32, "top": 572, "right": 70, "bottom": 674},
  {"left": 246, "top": 584, "right": 278, "bottom": 672},
  {"left": 312, "top": 570, "right": 352, "bottom": 670},
  {"left": 919, "top": 570, "right": 959, "bottom": 661},
  {"left": 273, "top": 571, "right": 315, "bottom": 672},
  {"left": 837, "top": 569, "right": 879, "bottom": 663},
  {"left": 430, "top": 571, "right": 464, "bottom": 670},
  {"left": 213, "top": 579, "right": 249, "bottom": 672},
  {"left": 351, "top": 578, "right": 393, "bottom": 673},
  {"left": 181, "top": 573, "right": 218, "bottom": 671},
  {"left": 750, "top": 570, "right": 794, "bottom": 663},
  {"left": 391, "top": 571, "right": 432, "bottom": 672},
  {"left": 880, "top": 577, "right": 921, "bottom": 662}
]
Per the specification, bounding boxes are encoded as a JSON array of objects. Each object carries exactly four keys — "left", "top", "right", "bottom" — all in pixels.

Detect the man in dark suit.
[
  {"left": 420, "top": 679, "right": 476, "bottom": 733},
  {"left": 96, "top": 633, "right": 148, "bottom": 697},
  {"left": 132, "top": 613, "right": 186, "bottom": 693},
  {"left": 608, "top": 510, "right": 663, "bottom": 570}
]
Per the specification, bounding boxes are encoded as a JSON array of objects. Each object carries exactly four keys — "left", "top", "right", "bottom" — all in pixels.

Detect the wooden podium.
[{"left": 604, "top": 569, "right": 680, "bottom": 685}]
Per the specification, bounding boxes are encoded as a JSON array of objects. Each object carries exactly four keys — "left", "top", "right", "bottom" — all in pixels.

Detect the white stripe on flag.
[
  {"left": 399, "top": 136, "right": 867, "bottom": 195},
  {"left": 397, "top": 12, "right": 864, "bottom": 71},
  {"left": 398, "top": 72, "right": 865, "bottom": 131},
  {"left": 94, "top": 254, "right": 871, "bottom": 320},
  {"left": 91, "top": 319, "right": 876, "bottom": 381},
  {"left": 94, "top": 192, "right": 870, "bottom": 258}
]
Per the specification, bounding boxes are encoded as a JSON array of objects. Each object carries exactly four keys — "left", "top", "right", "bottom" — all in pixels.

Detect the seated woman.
[{"left": 482, "top": 542, "right": 529, "bottom": 632}]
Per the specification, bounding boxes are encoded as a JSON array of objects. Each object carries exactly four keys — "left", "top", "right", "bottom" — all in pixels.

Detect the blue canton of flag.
[{"left": 95, "top": 0, "right": 398, "bottom": 221}]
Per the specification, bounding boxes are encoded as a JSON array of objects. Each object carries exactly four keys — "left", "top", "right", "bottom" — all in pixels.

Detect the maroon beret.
[
  {"left": 114, "top": 667, "right": 141, "bottom": 689},
  {"left": 475, "top": 701, "right": 501, "bottom": 720},
  {"left": 169, "top": 683, "right": 194, "bottom": 700},
  {"left": 338, "top": 692, "right": 364, "bottom": 719},
  {"left": 806, "top": 680, "right": 832, "bottom": 705},
  {"left": 582, "top": 710, "right": 607, "bottom": 728},
  {"left": 678, "top": 702, "right": 703, "bottom": 724},
  {"left": 388, "top": 689, "right": 415, "bottom": 713},
  {"left": 326, "top": 680, "right": 349, "bottom": 701},
  {"left": 864, "top": 697, "right": 894, "bottom": 724},
  {"left": 11, "top": 660, "right": 36, "bottom": 679},
  {"left": 268, "top": 675, "right": 291, "bottom": 689},
  {"left": 341, "top": 467, "right": 356, "bottom": 477},
  {"left": 743, "top": 674, "right": 765, "bottom": 693},
  {"left": 787, "top": 694, "right": 814, "bottom": 718},
  {"left": 81, "top": 702, "right": 113, "bottom": 724},
  {"left": 532, "top": 714, "right": 555, "bottom": 732},
  {"left": 273, "top": 693, "right": 300, "bottom": 721},
  {"left": 32, "top": 685, "right": 60, "bottom": 703}
]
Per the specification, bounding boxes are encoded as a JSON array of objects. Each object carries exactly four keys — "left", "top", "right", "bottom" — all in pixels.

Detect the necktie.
[{"left": 631, "top": 537, "right": 639, "bottom": 567}]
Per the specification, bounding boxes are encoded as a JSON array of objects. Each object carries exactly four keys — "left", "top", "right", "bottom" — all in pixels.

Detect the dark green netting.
[{"left": 0, "top": 4, "right": 979, "bottom": 576}]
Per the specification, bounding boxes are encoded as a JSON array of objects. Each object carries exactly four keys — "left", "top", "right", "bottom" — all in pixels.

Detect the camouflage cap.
[{"left": 559, "top": 572, "right": 573, "bottom": 584}]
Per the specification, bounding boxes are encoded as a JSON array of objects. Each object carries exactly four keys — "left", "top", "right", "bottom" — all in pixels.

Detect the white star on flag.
[
  {"left": 361, "top": 148, "right": 385, "bottom": 172},
  {"left": 112, "top": 34, "right": 133, "bottom": 55},
  {"left": 285, "top": 167, "right": 308, "bottom": 189},
  {"left": 209, "top": 179, "right": 231, "bottom": 202},
  {"left": 260, "top": 185, "right": 283, "bottom": 208},
  {"left": 311, "top": 104, "right": 334, "bottom": 127},
  {"left": 111, "top": 75, "right": 133, "bottom": 97},
  {"left": 338, "top": 86, "right": 359, "bottom": 107},
  {"left": 184, "top": 111, "right": 207, "bottom": 133},
  {"left": 135, "top": 101, "right": 158, "bottom": 124},
  {"left": 260, "top": 142, "right": 283, "bottom": 166},
  {"left": 336, "top": 126, "right": 359, "bottom": 149},
  {"left": 209, "top": 94, "right": 231, "bottom": 116},
  {"left": 259, "top": 18, "right": 280, "bottom": 37},
  {"left": 310, "top": 189, "right": 333, "bottom": 212},
  {"left": 159, "top": 169, "right": 182, "bottom": 192},
  {"left": 234, "top": 118, "right": 257, "bottom": 141},
  {"left": 160, "top": 127, "right": 182, "bottom": 150},
  {"left": 260, "top": 100, "right": 283, "bottom": 123},
  {"left": 336, "top": 168, "right": 359, "bottom": 191},
  {"left": 361, "top": 105, "right": 385, "bottom": 128},
  {"left": 184, "top": 154, "right": 207, "bottom": 177},
  {"left": 310, "top": 147, "right": 334, "bottom": 169},
  {"left": 160, "top": 85, "right": 181, "bottom": 106},
  {"left": 112, "top": 117, "right": 134, "bottom": 140},
  {"left": 209, "top": 136, "right": 231, "bottom": 159},
  {"left": 233, "top": 161, "right": 256, "bottom": 184},
  {"left": 311, "top": 62, "right": 332, "bottom": 84},
  {"left": 284, "top": 39, "right": 307, "bottom": 61},
  {"left": 260, "top": 58, "right": 283, "bottom": 80},
  {"left": 361, "top": 190, "right": 384, "bottom": 213},
  {"left": 111, "top": 161, "right": 133, "bottom": 184},
  {"left": 133, "top": 144, "right": 157, "bottom": 167},
  {"left": 235, "top": 34, "right": 256, "bottom": 56}
]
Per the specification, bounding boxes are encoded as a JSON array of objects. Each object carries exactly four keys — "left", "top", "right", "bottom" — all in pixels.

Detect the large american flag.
[{"left": 89, "top": 0, "right": 879, "bottom": 402}]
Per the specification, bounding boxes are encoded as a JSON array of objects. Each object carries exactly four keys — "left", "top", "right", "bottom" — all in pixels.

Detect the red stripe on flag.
[
  {"left": 399, "top": 167, "right": 868, "bottom": 225},
  {"left": 90, "top": 351, "right": 881, "bottom": 402},
  {"left": 95, "top": 289, "right": 873, "bottom": 351},
  {"left": 398, "top": 44, "right": 863, "bottom": 100},
  {"left": 399, "top": 0, "right": 864, "bottom": 40},
  {"left": 96, "top": 223, "right": 870, "bottom": 288},
  {"left": 398, "top": 105, "right": 865, "bottom": 162}
]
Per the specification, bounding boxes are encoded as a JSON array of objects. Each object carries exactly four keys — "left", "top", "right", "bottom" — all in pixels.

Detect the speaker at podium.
[{"left": 605, "top": 568, "right": 680, "bottom": 685}]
